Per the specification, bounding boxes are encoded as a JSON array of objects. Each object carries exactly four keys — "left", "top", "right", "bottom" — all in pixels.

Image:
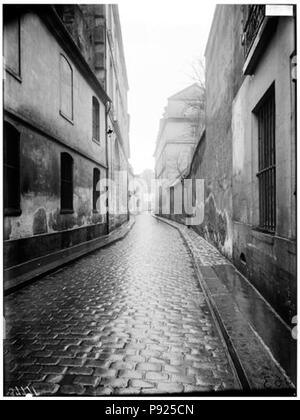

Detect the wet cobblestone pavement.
[{"left": 4, "top": 214, "right": 239, "bottom": 396}]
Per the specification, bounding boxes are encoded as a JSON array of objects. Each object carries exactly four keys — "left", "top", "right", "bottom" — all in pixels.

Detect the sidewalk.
[
  {"left": 4, "top": 217, "right": 136, "bottom": 295},
  {"left": 154, "top": 215, "right": 296, "bottom": 393}
]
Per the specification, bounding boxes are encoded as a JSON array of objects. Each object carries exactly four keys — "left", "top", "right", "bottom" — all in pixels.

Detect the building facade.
[
  {"left": 185, "top": 4, "right": 296, "bottom": 324},
  {"left": 3, "top": 5, "right": 130, "bottom": 289},
  {"left": 57, "top": 4, "right": 131, "bottom": 231},
  {"left": 129, "top": 169, "right": 155, "bottom": 214},
  {"left": 154, "top": 83, "right": 205, "bottom": 215}
]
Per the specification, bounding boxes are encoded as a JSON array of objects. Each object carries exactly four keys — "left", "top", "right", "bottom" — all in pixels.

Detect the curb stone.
[
  {"left": 5, "top": 217, "right": 136, "bottom": 295},
  {"left": 154, "top": 215, "right": 295, "bottom": 393}
]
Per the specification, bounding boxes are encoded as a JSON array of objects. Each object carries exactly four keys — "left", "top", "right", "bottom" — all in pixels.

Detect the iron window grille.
[
  {"left": 254, "top": 83, "right": 276, "bottom": 233},
  {"left": 242, "top": 5, "right": 266, "bottom": 58}
]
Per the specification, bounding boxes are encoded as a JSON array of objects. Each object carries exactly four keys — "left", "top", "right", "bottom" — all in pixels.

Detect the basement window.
[
  {"left": 61, "top": 152, "right": 74, "bottom": 213},
  {"left": 4, "top": 121, "right": 21, "bottom": 216}
]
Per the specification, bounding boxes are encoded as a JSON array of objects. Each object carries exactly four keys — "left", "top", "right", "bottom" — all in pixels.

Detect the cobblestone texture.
[
  {"left": 161, "top": 218, "right": 229, "bottom": 266},
  {"left": 4, "top": 214, "right": 238, "bottom": 396},
  {"left": 156, "top": 216, "right": 295, "bottom": 391}
]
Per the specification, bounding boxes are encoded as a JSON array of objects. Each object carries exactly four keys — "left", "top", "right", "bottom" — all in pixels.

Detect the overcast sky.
[{"left": 119, "top": 0, "right": 216, "bottom": 174}]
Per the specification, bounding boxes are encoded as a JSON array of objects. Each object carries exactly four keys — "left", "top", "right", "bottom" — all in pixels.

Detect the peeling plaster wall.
[
  {"left": 4, "top": 13, "right": 107, "bottom": 163},
  {"left": 3, "top": 119, "right": 107, "bottom": 268},
  {"left": 3, "top": 12, "right": 108, "bottom": 269},
  {"left": 189, "top": 8, "right": 296, "bottom": 323},
  {"left": 231, "top": 17, "right": 296, "bottom": 323},
  {"left": 107, "top": 134, "right": 129, "bottom": 232},
  {"left": 191, "top": 5, "right": 244, "bottom": 258}
]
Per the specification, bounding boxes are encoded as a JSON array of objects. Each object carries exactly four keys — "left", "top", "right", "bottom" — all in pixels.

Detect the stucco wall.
[
  {"left": 231, "top": 17, "right": 296, "bottom": 323},
  {"left": 4, "top": 13, "right": 107, "bottom": 162},
  {"left": 4, "top": 11, "right": 109, "bottom": 268},
  {"left": 194, "top": 5, "right": 244, "bottom": 258},
  {"left": 188, "top": 8, "right": 296, "bottom": 323}
]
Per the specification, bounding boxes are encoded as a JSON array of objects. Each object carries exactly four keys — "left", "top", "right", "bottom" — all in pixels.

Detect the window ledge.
[
  {"left": 4, "top": 208, "right": 22, "bottom": 217},
  {"left": 251, "top": 227, "right": 275, "bottom": 245},
  {"left": 92, "top": 138, "right": 100, "bottom": 145},
  {"left": 59, "top": 111, "right": 74, "bottom": 125},
  {"left": 60, "top": 209, "right": 74, "bottom": 215},
  {"left": 5, "top": 67, "right": 22, "bottom": 83}
]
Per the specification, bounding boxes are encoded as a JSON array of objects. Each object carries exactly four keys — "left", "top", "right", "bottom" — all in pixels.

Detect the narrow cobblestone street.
[{"left": 4, "top": 214, "right": 238, "bottom": 396}]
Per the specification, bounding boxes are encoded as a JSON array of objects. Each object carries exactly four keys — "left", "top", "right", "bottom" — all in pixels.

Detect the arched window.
[
  {"left": 93, "top": 168, "right": 100, "bottom": 212},
  {"left": 4, "top": 121, "right": 21, "bottom": 215},
  {"left": 92, "top": 96, "right": 100, "bottom": 142},
  {"left": 61, "top": 152, "right": 73, "bottom": 212},
  {"left": 60, "top": 54, "right": 73, "bottom": 121}
]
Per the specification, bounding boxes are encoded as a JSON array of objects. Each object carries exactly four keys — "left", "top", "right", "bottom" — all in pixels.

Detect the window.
[
  {"left": 4, "top": 122, "right": 21, "bottom": 216},
  {"left": 60, "top": 55, "right": 73, "bottom": 121},
  {"left": 254, "top": 84, "right": 276, "bottom": 232},
  {"left": 93, "top": 168, "right": 100, "bottom": 212},
  {"left": 92, "top": 97, "right": 100, "bottom": 142},
  {"left": 3, "top": 7, "right": 21, "bottom": 79},
  {"left": 61, "top": 153, "right": 73, "bottom": 213},
  {"left": 170, "top": 186, "right": 174, "bottom": 215}
]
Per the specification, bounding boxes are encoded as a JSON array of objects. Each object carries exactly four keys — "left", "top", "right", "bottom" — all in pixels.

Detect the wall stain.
[
  {"left": 4, "top": 218, "right": 12, "bottom": 240},
  {"left": 48, "top": 209, "right": 76, "bottom": 231},
  {"left": 77, "top": 200, "right": 91, "bottom": 226},
  {"left": 33, "top": 208, "right": 48, "bottom": 235},
  {"left": 198, "top": 194, "right": 228, "bottom": 250}
]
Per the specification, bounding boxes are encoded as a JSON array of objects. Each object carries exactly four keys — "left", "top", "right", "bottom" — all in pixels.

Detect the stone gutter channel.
[
  {"left": 154, "top": 215, "right": 296, "bottom": 395},
  {"left": 4, "top": 217, "right": 136, "bottom": 295}
]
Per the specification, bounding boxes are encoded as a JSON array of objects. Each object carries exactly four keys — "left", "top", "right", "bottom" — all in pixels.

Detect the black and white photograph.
[{"left": 1, "top": 0, "right": 298, "bottom": 401}]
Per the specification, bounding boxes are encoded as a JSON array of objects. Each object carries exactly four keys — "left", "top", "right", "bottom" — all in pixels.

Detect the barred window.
[
  {"left": 61, "top": 153, "right": 73, "bottom": 213},
  {"left": 255, "top": 84, "right": 276, "bottom": 232},
  {"left": 60, "top": 55, "right": 73, "bottom": 121},
  {"left": 93, "top": 168, "right": 100, "bottom": 212},
  {"left": 92, "top": 96, "right": 100, "bottom": 142},
  {"left": 4, "top": 122, "right": 21, "bottom": 216}
]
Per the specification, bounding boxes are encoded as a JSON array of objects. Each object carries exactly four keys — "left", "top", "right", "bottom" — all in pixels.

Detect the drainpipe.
[
  {"left": 127, "top": 162, "right": 130, "bottom": 222},
  {"left": 104, "top": 5, "right": 111, "bottom": 236},
  {"left": 105, "top": 100, "right": 112, "bottom": 235}
]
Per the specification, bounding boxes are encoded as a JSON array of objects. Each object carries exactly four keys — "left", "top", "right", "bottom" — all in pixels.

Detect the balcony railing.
[{"left": 242, "top": 5, "right": 266, "bottom": 58}]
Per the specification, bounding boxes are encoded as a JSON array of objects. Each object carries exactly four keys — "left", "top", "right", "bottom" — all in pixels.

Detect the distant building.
[
  {"left": 3, "top": 4, "right": 130, "bottom": 289},
  {"left": 154, "top": 83, "right": 205, "bottom": 215},
  {"left": 128, "top": 168, "right": 155, "bottom": 215},
  {"left": 186, "top": 4, "right": 296, "bottom": 324}
]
